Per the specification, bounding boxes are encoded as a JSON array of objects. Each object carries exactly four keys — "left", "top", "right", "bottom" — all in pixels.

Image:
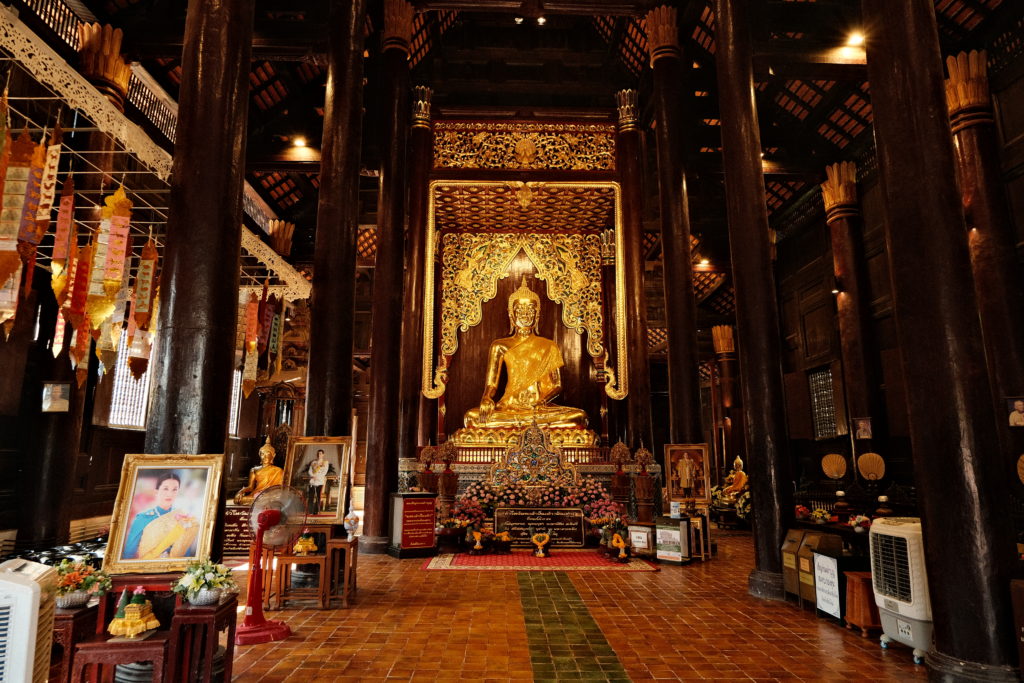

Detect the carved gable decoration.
[
  {"left": 433, "top": 121, "right": 616, "bottom": 172},
  {"left": 489, "top": 423, "right": 579, "bottom": 488}
]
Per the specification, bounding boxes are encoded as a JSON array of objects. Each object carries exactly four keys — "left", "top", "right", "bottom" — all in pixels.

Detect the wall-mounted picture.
[
  {"left": 665, "top": 444, "right": 711, "bottom": 506},
  {"left": 1008, "top": 398, "right": 1024, "bottom": 428},
  {"left": 852, "top": 417, "right": 872, "bottom": 440},
  {"left": 41, "top": 382, "right": 72, "bottom": 412},
  {"left": 284, "top": 436, "right": 352, "bottom": 522},
  {"left": 104, "top": 454, "right": 223, "bottom": 574}
]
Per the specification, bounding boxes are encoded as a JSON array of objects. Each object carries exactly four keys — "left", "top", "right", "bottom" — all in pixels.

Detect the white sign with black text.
[{"left": 813, "top": 552, "right": 841, "bottom": 619}]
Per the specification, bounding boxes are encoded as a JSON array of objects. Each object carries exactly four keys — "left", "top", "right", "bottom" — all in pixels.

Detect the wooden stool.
[
  {"left": 52, "top": 604, "right": 99, "bottom": 683},
  {"left": 167, "top": 595, "right": 238, "bottom": 683},
  {"left": 273, "top": 553, "right": 329, "bottom": 609},
  {"left": 844, "top": 570, "right": 881, "bottom": 637},
  {"left": 70, "top": 632, "right": 170, "bottom": 683},
  {"left": 326, "top": 536, "right": 359, "bottom": 607}
]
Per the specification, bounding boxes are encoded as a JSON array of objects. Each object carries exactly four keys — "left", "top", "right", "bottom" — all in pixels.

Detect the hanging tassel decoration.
[
  {"left": 51, "top": 176, "right": 75, "bottom": 299},
  {"left": 0, "top": 263, "right": 20, "bottom": 339},
  {"left": 52, "top": 310, "right": 67, "bottom": 358},
  {"left": 0, "top": 130, "right": 35, "bottom": 293},
  {"left": 15, "top": 130, "right": 47, "bottom": 294},
  {"left": 86, "top": 186, "right": 131, "bottom": 329},
  {"left": 242, "top": 291, "right": 259, "bottom": 397},
  {"left": 132, "top": 232, "right": 157, "bottom": 331}
]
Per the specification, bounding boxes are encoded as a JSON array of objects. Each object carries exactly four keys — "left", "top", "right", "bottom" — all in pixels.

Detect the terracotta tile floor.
[{"left": 231, "top": 532, "right": 925, "bottom": 682}]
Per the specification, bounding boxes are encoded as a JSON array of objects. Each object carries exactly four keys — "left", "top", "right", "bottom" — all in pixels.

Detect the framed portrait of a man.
[
  {"left": 665, "top": 444, "right": 711, "bottom": 506},
  {"left": 284, "top": 436, "right": 352, "bottom": 522},
  {"left": 1008, "top": 397, "right": 1024, "bottom": 428},
  {"left": 104, "top": 454, "right": 223, "bottom": 574}
]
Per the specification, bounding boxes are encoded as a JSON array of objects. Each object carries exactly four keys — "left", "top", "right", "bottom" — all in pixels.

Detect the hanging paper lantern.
[
  {"left": 242, "top": 348, "right": 257, "bottom": 398},
  {"left": 68, "top": 243, "right": 92, "bottom": 331},
  {"left": 132, "top": 234, "right": 157, "bottom": 331},
  {"left": 257, "top": 282, "right": 271, "bottom": 356},
  {"left": 244, "top": 292, "right": 259, "bottom": 353},
  {"left": 14, "top": 132, "right": 46, "bottom": 293},
  {"left": 0, "top": 263, "right": 21, "bottom": 339},
  {"left": 107, "top": 237, "right": 133, "bottom": 350},
  {"left": 51, "top": 176, "right": 75, "bottom": 297},
  {"left": 85, "top": 186, "right": 131, "bottom": 330},
  {"left": 0, "top": 130, "right": 36, "bottom": 294}
]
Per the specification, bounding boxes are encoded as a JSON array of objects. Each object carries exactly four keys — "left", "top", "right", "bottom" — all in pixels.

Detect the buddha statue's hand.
[{"left": 478, "top": 397, "right": 495, "bottom": 423}]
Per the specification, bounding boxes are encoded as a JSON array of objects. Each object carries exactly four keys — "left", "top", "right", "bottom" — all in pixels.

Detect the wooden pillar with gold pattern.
[
  {"left": 713, "top": 0, "right": 792, "bottom": 600},
  {"left": 946, "top": 51, "right": 1024, "bottom": 436},
  {"left": 711, "top": 325, "right": 745, "bottom": 473},
  {"left": 398, "top": 87, "right": 433, "bottom": 465},
  {"left": 304, "top": 0, "right": 368, "bottom": 438},
  {"left": 363, "top": 0, "right": 415, "bottom": 554},
  {"left": 644, "top": 6, "right": 703, "bottom": 444},
  {"left": 862, "top": 0, "right": 1018, "bottom": 675},
  {"left": 145, "top": 0, "right": 255, "bottom": 454},
  {"left": 615, "top": 90, "right": 653, "bottom": 449},
  {"left": 821, "top": 162, "right": 886, "bottom": 447}
]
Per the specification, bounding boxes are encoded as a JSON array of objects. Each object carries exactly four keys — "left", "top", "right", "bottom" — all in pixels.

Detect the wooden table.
[
  {"left": 168, "top": 595, "right": 238, "bottom": 683},
  {"left": 272, "top": 553, "right": 329, "bottom": 609},
  {"left": 844, "top": 570, "right": 882, "bottom": 637},
  {"left": 70, "top": 631, "right": 170, "bottom": 683},
  {"left": 326, "top": 536, "right": 359, "bottom": 607},
  {"left": 52, "top": 604, "right": 99, "bottom": 683}
]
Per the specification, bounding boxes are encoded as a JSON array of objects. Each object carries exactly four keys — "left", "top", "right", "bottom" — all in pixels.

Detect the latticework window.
[
  {"left": 108, "top": 333, "right": 153, "bottom": 430},
  {"left": 808, "top": 367, "right": 838, "bottom": 440}
]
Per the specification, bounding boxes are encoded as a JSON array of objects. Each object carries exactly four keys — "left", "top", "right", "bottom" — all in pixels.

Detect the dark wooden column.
[
  {"left": 711, "top": 325, "right": 744, "bottom": 469},
  {"left": 821, "top": 162, "right": 886, "bottom": 446},
  {"left": 304, "top": 0, "right": 368, "bottom": 438},
  {"left": 947, "top": 51, "right": 1024, "bottom": 427},
  {"left": 363, "top": 0, "right": 414, "bottom": 554},
  {"left": 145, "top": 0, "right": 255, "bottom": 455},
  {"left": 397, "top": 86, "right": 432, "bottom": 463},
  {"left": 713, "top": 0, "right": 792, "bottom": 600},
  {"left": 644, "top": 6, "right": 703, "bottom": 444},
  {"left": 615, "top": 90, "right": 653, "bottom": 449},
  {"left": 863, "top": 1, "right": 1018, "bottom": 676}
]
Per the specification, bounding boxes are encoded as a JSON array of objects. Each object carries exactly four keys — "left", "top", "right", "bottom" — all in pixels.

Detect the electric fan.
[{"left": 235, "top": 485, "right": 306, "bottom": 645}]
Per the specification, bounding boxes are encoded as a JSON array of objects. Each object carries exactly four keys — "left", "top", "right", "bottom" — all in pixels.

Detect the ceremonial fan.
[{"left": 235, "top": 485, "right": 306, "bottom": 645}]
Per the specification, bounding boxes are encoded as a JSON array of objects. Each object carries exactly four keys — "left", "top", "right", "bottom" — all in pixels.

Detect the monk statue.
[
  {"left": 722, "top": 455, "right": 748, "bottom": 500},
  {"left": 460, "top": 277, "right": 589, "bottom": 436},
  {"left": 233, "top": 437, "right": 285, "bottom": 505}
]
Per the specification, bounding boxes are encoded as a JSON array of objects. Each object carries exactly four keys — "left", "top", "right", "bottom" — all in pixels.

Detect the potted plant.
[
  {"left": 172, "top": 559, "right": 236, "bottom": 606},
  {"left": 794, "top": 505, "right": 811, "bottom": 520},
  {"left": 810, "top": 508, "right": 830, "bottom": 524},
  {"left": 849, "top": 514, "right": 872, "bottom": 533},
  {"left": 55, "top": 559, "right": 111, "bottom": 609}
]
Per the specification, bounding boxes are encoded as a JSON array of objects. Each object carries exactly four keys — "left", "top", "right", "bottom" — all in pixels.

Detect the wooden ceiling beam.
[{"left": 753, "top": 42, "right": 866, "bottom": 81}]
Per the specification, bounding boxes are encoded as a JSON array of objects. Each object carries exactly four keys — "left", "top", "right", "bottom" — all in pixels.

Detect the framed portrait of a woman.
[
  {"left": 104, "top": 454, "right": 223, "bottom": 574},
  {"left": 283, "top": 436, "right": 352, "bottom": 523}
]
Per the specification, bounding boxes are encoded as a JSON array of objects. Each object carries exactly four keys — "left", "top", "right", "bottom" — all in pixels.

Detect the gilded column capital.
[
  {"left": 383, "top": 0, "right": 415, "bottom": 56},
  {"left": 821, "top": 161, "right": 859, "bottom": 224},
  {"left": 945, "top": 50, "right": 993, "bottom": 132},
  {"left": 644, "top": 5, "right": 680, "bottom": 66},
  {"left": 77, "top": 23, "right": 131, "bottom": 110},
  {"left": 615, "top": 90, "right": 639, "bottom": 132},
  {"left": 411, "top": 85, "right": 433, "bottom": 129},
  {"left": 712, "top": 325, "right": 735, "bottom": 357}
]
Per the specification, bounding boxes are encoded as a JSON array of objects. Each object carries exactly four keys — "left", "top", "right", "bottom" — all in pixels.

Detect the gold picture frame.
[
  {"left": 283, "top": 436, "right": 352, "bottom": 523},
  {"left": 104, "top": 453, "right": 223, "bottom": 574},
  {"left": 664, "top": 444, "right": 711, "bottom": 506}
]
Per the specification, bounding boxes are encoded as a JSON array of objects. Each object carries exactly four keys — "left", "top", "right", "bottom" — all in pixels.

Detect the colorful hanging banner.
[
  {"left": 51, "top": 311, "right": 66, "bottom": 358},
  {"left": 257, "top": 282, "right": 271, "bottom": 355},
  {"left": 0, "top": 131, "right": 35, "bottom": 292},
  {"left": 242, "top": 347, "right": 257, "bottom": 398},
  {"left": 58, "top": 241, "right": 79, "bottom": 314},
  {"left": 68, "top": 242, "right": 92, "bottom": 331},
  {"left": 51, "top": 176, "right": 75, "bottom": 287},
  {"left": 107, "top": 237, "right": 133, "bottom": 351},
  {"left": 0, "top": 263, "right": 21, "bottom": 339},
  {"left": 15, "top": 133, "right": 46, "bottom": 293},
  {"left": 132, "top": 235, "right": 157, "bottom": 330},
  {"left": 244, "top": 292, "right": 259, "bottom": 353},
  {"left": 85, "top": 186, "right": 132, "bottom": 330}
]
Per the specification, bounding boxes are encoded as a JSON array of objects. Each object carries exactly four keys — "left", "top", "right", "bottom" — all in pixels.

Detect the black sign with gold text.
[{"left": 493, "top": 507, "right": 585, "bottom": 547}]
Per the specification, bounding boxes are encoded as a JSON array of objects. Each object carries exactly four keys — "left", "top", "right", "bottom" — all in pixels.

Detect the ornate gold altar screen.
[{"left": 419, "top": 119, "right": 633, "bottom": 448}]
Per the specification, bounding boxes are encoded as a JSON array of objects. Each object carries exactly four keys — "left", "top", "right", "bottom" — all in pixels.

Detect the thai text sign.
[{"left": 493, "top": 507, "right": 585, "bottom": 547}]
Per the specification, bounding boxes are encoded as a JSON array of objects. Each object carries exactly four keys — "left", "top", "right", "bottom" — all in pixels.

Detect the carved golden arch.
[{"left": 421, "top": 180, "right": 628, "bottom": 401}]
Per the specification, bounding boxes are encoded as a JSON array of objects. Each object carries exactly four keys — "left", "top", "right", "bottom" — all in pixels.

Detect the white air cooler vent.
[
  {"left": 0, "top": 559, "right": 58, "bottom": 683},
  {"left": 869, "top": 517, "right": 932, "bottom": 663}
]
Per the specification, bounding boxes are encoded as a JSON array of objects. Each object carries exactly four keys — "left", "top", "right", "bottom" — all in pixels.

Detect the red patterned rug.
[{"left": 422, "top": 549, "right": 659, "bottom": 571}]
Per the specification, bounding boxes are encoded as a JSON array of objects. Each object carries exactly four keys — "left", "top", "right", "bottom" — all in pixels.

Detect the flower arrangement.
[
  {"left": 810, "top": 508, "right": 830, "bottom": 523},
  {"left": 437, "top": 517, "right": 469, "bottom": 529},
  {"left": 451, "top": 498, "right": 487, "bottom": 529},
  {"left": 735, "top": 490, "right": 752, "bottom": 520},
  {"left": 457, "top": 476, "right": 612, "bottom": 514},
  {"left": 418, "top": 445, "right": 437, "bottom": 471},
  {"left": 584, "top": 495, "right": 621, "bottom": 523},
  {"left": 849, "top": 514, "right": 872, "bottom": 531},
  {"left": 795, "top": 505, "right": 811, "bottom": 520},
  {"left": 171, "top": 559, "right": 236, "bottom": 601},
  {"left": 55, "top": 559, "right": 111, "bottom": 596}
]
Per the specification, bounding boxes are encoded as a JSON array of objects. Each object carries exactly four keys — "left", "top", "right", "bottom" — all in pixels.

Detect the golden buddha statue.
[
  {"left": 233, "top": 437, "right": 285, "bottom": 505},
  {"left": 722, "top": 455, "right": 748, "bottom": 500},
  {"left": 455, "top": 277, "right": 594, "bottom": 446}
]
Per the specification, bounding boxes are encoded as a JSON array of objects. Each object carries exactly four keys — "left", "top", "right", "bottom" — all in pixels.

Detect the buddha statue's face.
[
  {"left": 511, "top": 299, "right": 538, "bottom": 332},
  {"left": 259, "top": 448, "right": 275, "bottom": 466}
]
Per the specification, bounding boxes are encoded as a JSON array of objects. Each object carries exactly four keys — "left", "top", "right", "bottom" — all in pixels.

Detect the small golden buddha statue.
[
  {"left": 457, "top": 277, "right": 590, "bottom": 444},
  {"left": 233, "top": 437, "right": 284, "bottom": 505}
]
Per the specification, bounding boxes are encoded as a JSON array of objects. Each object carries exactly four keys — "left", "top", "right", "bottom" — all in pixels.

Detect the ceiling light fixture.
[
  {"left": 293, "top": 136, "right": 307, "bottom": 148},
  {"left": 846, "top": 31, "right": 865, "bottom": 47},
  {"left": 514, "top": 16, "right": 524, "bottom": 24},
  {"left": 699, "top": 259, "right": 710, "bottom": 266},
  {"left": 536, "top": 16, "right": 546, "bottom": 25}
]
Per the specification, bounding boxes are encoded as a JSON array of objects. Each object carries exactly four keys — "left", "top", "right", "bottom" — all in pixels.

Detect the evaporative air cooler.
[
  {"left": 0, "top": 558, "right": 58, "bottom": 683},
  {"left": 869, "top": 517, "right": 933, "bottom": 664}
]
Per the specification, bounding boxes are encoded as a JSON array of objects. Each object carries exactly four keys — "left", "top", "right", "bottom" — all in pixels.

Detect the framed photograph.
[
  {"left": 41, "top": 382, "right": 72, "bottom": 412},
  {"left": 104, "top": 454, "right": 223, "bottom": 574},
  {"left": 1008, "top": 397, "right": 1024, "bottom": 428},
  {"left": 852, "top": 417, "right": 872, "bottom": 440},
  {"left": 665, "top": 444, "right": 711, "bottom": 506},
  {"left": 283, "top": 436, "right": 352, "bottom": 522}
]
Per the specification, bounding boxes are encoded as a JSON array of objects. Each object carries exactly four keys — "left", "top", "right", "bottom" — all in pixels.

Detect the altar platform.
[{"left": 229, "top": 531, "right": 925, "bottom": 682}]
